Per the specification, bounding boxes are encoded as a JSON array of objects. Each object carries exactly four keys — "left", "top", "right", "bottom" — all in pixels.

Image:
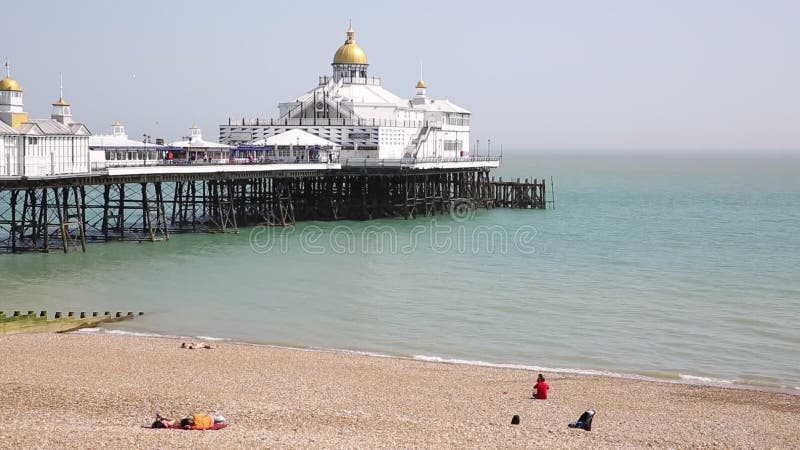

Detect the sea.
[{"left": 2, "top": 150, "right": 798, "bottom": 392}]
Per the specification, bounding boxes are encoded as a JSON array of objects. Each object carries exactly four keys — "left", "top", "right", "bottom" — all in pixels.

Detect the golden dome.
[
  {"left": 53, "top": 96, "right": 70, "bottom": 106},
  {"left": 333, "top": 24, "right": 368, "bottom": 65},
  {"left": 113, "top": 120, "right": 122, "bottom": 126},
  {"left": 0, "top": 77, "right": 23, "bottom": 92},
  {"left": 416, "top": 80, "right": 427, "bottom": 89}
]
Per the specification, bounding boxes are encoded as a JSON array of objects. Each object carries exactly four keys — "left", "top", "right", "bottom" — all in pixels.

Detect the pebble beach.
[{"left": 0, "top": 332, "right": 798, "bottom": 449}]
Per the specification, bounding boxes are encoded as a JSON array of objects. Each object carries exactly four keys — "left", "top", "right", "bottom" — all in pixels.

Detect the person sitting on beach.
[{"left": 533, "top": 374, "right": 550, "bottom": 399}]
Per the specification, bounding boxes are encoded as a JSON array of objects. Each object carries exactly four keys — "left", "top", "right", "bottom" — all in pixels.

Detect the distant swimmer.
[{"left": 533, "top": 373, "right": 550, "bottom": 399}]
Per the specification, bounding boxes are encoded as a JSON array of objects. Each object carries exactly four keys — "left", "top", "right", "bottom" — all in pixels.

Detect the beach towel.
[{"left": 143, "top": 423, "right": 227, "bottom": 430}]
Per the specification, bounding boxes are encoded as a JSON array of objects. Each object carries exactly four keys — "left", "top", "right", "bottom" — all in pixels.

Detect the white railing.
[
  {"left": 343, "top": 156, "right": 501, "bottom": 168},
  {"left": 90, "top": 158, "right": 335, "bottom": 172},
  {"left": 318, "top": 75, "right": 382, "bottom": 86},
  {"left": 225, "top": 118, "right": 443, "bottom": 129}
]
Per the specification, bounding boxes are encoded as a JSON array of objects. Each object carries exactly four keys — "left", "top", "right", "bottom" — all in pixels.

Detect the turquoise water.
[{"left": 2, "top": 151, "right": 799, "bottom": 391}]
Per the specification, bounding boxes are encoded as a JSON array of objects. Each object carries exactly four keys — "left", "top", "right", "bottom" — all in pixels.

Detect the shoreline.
[
  {"left": 75, "top": 326, "right": 800, "bottom": 396},
  {"left": 1, "top": 332, "right": 798, "bottom": 448}
]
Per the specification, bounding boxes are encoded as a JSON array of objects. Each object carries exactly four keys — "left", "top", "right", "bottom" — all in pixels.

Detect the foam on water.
[
  {"left": 73, "top": 327, "right": 226, "bottom": 343},
  {"left": 74, "top": 328, "right": 176, "bottom": 339},
  {"left": 412, "top": 354, "right": 682, "bottom": 383},
  {"left": 678, "top": 374, "right": 735, "bottom": 385},
  {"left": 196, "top": 336, "right": 228, "bottom": 342}
]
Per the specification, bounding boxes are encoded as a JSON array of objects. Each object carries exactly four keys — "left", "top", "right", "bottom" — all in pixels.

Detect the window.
[
  {"left": 443, "top": 140, "right": 463, "bottom": 152},
  {"left": 27, "top": 137, "right": 38, "bottom": 145},
  {"left": 445, "top": 114, "right": 471, "bottom": 126}
]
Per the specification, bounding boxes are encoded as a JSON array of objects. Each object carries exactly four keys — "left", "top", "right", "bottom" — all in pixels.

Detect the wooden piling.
[{"left": 1, "top": 167, "right": 548, "bottom": 254}]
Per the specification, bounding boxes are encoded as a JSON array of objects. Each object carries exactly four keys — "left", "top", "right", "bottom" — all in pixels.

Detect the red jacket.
[{"left": 534, "top": 381, "right": 550, "bottom": 399}]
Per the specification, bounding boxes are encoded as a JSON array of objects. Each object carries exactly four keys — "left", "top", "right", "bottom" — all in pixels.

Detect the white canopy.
[
  {"left": 252, "top": 129, "right": 338, "bottom": 147},
  {"left": 89, "top": 134, "right": 155, "bottom": 148},
  {"left": 168, "top": 137, "right": 232, "bottom": 149},
  {"left": 169, "top": 125, "right": 232, "bottom": 149}
]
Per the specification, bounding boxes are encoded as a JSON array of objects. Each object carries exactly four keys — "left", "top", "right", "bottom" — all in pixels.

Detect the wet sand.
[{"left": 0, "top": 333, "right": 797, "bottom": 449}]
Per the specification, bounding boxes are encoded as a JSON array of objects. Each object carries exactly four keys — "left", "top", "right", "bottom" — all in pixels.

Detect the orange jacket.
[{"left": 191, "top": 413, "right": 214, "bottom": 430}]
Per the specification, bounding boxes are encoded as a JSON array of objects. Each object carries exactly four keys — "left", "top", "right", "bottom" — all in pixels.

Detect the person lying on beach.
[
  {"left": 180, "top": 342, "right": 215, "bottom": 349},
  {"left": 533, "top": 373, "right": 550, "bottom": 399},
  {"left": 180, "top": 413, "right": 215, "bottom": 430},
  {"left": 151, "top": 413, "right": 222, "bottom": 430},
  {"left": 151, "top": 414, "right": 179, "bottom": 428}
]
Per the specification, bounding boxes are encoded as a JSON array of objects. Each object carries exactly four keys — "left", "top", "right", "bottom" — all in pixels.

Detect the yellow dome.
[
  {"left": 53, "top": 96, "right": 70, "bottom": 106},
  {"left": 416, "top": 80, "right": 427, "bottom": 89},
  {"left": 333, "top": 25, "right": 368, "bottom": 65},
  {"left": 0, "top": 77, "right": 23, "bottom": 92}
]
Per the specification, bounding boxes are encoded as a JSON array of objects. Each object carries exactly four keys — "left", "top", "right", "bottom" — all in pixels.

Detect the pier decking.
[{"left": 0, "top": 158, "right": 546, "bottom": 254}]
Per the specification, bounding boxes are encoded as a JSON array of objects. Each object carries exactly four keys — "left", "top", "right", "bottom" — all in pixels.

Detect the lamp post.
[{"left": 142, "top": 134, "right": 151, "bottom": 166}]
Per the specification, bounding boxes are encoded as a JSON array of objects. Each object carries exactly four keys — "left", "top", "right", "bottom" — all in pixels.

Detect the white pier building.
[
  {"left": 89, "top": 121, "right": 163, "bottom": 168},
  {"left": 0, "top": 67, "right": 91, "bottom": 177},
  {"left": 220, "top": 25, "right": 481, "bottom": 166},
  {"left": 168, "top": 125, "right": 232, "bottom": 163}
]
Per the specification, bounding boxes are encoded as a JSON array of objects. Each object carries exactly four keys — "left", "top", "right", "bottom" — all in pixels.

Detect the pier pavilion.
[
  {"left": 220, "top": 24, "right": 475, "bottom": 166},
  {"left": 168, "top": 125, "right": 232, "bottom": 163},
  {"left": 238, "top": 129, "right": 341, "bottom": 164},
  {"left": 89, "top": 121, "right": 166, "bottom": 169}
]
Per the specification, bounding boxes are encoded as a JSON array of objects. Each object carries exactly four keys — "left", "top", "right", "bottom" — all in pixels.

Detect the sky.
[{"left": 3, "top": 0, "right": 798, "bottom": 150}]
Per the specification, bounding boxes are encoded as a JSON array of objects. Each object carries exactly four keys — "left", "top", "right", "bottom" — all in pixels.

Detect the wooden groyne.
[{"left": 0, "top": 310, "right": 143, "bottom": 335}]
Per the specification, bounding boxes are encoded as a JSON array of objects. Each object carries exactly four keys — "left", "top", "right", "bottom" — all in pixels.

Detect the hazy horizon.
[{"left": 4, "top": 0, "right": 798, "bottom": 150}]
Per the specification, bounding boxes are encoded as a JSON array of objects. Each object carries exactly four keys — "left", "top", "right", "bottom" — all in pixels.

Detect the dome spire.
[
  {"left": 343, "top": 20, "right": 356, "bottom": 45},
  {"left": 416, "top": 61, "right": 426, "bottom": 89},
  {"left": 53, "top": 72, "right": 69, "bottom": 106},
  {"left": 51, "top": 72, "right": 72, "bottom": 124},
  {"left": 0, "top": 58, "right": 23, "bottom": 92}
]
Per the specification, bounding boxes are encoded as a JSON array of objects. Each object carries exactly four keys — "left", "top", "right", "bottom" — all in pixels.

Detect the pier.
[
  {"left": 0, "top": 23, "right": 555, "bottom": 256},
  {"left": 0, "top": 159, "right": 546, "bottom": 253}
]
